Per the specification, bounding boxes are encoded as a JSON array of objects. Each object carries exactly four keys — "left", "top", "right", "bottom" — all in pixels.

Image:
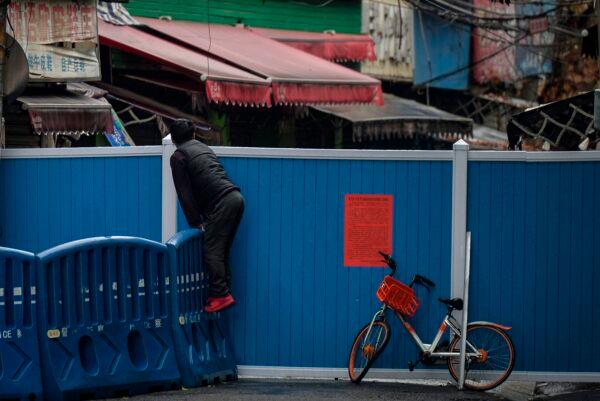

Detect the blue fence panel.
[
  {"left": 413, "top": 11, "right": 470, "bottom": 90},
  {"left": 0, "top": 247, "right": 43, "bottom": 401},
  {"left": 177, "top": 158, "right": 453, "bottom": 369},
  {"left": 0, "top": 156, "right": 162, "bottom": 253},
  {"left": 467, "top": 161, "right": 600, "bottom": 373},
  {"left": 36, "top": 237, "right": 180, "bottom": 400},
  {"left": 166, "top": 229, "right": 236, "bottom": 387}
]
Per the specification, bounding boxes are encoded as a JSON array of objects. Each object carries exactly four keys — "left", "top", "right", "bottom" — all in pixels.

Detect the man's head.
[{"left": 170, "top": 119, "right": 195, "bottom": 146}]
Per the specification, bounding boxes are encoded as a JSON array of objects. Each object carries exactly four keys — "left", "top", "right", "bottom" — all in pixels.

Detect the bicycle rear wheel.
[
  {"left": 447, "top": 324, "right": 515, "bottom": 391},
  {"left": 348, "top": 320, "right": 390, "bottom": 383}
]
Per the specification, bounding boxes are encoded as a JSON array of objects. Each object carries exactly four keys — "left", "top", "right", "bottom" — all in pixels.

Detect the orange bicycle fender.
[{"left": 469, "top": 321, "right": 512, "bottom": 331}]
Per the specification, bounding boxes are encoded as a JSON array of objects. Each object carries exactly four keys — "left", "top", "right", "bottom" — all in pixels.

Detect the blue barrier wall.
[
  {"left": 0, "top": 247, "right": 43, "bottom": 401},
  {"left": 4, "top": 148, "right": 600, "bottom": 379},
  {"left": 0, "top": 156, "right": 162, "bottom": 253},
  {"left": 178, "top": 158, "right": 454, "bottom": 369},
  {"left": 166, "top": 229, "right": 237, "bottom": 387},
  {"left": 36, "top": 237, "right": 181, "bottom": 400},
  {"left": 467, "top": 161, "right": 600, "bottom": 373}
]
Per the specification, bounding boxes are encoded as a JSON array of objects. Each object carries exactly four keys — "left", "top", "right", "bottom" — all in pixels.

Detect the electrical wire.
[
  {"left": 407, "top": 0, "right": 570, "bottom": 48},
  {"left": 405, "top": 0, "right": 580, "bottom": 32},
  {"left": 416, "top": 34, "right": 526, "bottom": 86}
]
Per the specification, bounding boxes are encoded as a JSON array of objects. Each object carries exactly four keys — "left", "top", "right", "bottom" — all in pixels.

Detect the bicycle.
[{"left": 348, "top": 252, "right": 515, "bottom": 391}]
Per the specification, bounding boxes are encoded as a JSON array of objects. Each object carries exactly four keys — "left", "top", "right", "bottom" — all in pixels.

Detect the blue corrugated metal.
[
  {"left": 0, "top": 156, "right": 162, "bottom": 253},
  {"left": 467, "top": 161, "right": 600, "bottom": 373},
  {"left": 413, "top": 11, "right": 471, "bottom": 90},
  {"left": 178, "top": 158, "right": 453, "bottom": 369}
]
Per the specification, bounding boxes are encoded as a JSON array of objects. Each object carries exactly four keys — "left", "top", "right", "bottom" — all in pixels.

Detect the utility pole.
[{"left": 0, "top": 1, "right": 7, "bottom": 148}]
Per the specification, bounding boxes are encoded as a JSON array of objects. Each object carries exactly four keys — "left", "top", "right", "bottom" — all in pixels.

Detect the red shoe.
[{"left": 204, "top": 294, "right": 235, "bottom": 313}]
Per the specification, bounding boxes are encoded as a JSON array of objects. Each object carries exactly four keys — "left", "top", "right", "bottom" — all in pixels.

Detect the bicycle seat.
[{"left": 438, "top": 298, "right": 464, "bottom": 310}]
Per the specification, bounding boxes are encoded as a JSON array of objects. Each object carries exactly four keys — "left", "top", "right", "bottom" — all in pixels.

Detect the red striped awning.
[
  {"left": 138, "top": 18, "right": 383, "bottom": 106},
  {"left": 251, "top": 27, "right": 376, "bottom": 63},
  {"left": 98, "top": 20, "right": 272, "bottom": 107}
]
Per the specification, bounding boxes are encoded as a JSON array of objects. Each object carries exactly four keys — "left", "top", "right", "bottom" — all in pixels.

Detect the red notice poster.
[{"left": 344, "top": 194, "right": 393, "bottom": 267}]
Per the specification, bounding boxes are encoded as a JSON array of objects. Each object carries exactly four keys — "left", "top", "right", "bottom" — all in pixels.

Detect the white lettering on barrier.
[
  {"left": 1, "top": 330, "right": 12, "bottom": 339},
  {"left": 13, "top": 287, "right": 22, "bottom": 296},
  {"left": 31, "top": 286, "right": 36, "bottom": 295},
  {"left": 0, "top": 288, "right": 4, "bottom": 297}
]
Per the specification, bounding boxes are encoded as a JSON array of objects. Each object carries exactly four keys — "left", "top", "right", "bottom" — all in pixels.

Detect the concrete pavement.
[{"left": 108, "top": 379, "right": 507, "bottom": 401}]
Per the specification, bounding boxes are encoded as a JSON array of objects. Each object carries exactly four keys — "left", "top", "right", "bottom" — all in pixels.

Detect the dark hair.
[{"left": 170, "top": 119, "right": 195, "bottom": 145}]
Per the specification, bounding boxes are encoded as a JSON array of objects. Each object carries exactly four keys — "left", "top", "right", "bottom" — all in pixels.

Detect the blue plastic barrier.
[
  {"left": 166, "top": 229, "right": 237, "bottom": 387},
  {"left": 36, "top": 237, "right": 181, "bottom": 400},
  {"left": 0, "top": 247, "right": 43, "bottom": 401}
]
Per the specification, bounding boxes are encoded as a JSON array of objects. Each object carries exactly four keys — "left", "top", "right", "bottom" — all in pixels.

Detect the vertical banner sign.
[{"left": 344, "top": 194, "right": 393, "bottom": 267}]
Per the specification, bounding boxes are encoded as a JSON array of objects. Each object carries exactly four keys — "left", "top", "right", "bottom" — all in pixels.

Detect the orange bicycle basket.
[{"left": 376, "top": 276, "right": 419, "bottom": 317}]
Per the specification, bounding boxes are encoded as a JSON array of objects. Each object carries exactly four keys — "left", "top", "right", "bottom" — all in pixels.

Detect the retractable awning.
[
  {"left": 18, "top": 92, "right": 114, "bottom": 135},
  {"left": 251, "top": 27, "right": 376, "bottom": 62},
  {"left": 312, "top": 94, "right": 472, "bottom": 142},
  {"left": 98, "top": 20, "right": 272, "bottom": 106},
  {"left": 138, "top": 18, "right": 383, "bottom": 106}
]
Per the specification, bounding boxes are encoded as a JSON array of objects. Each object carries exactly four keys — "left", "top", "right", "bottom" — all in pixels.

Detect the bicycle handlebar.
[
  {"left": 379, "top": 251, "right": 397, "bottom": 276},
  {"left": 378, "top": 253, "right": 436, "bottom": 290},
  {"left": 411, "top": 274, "right": 436, "bottom": 291}
]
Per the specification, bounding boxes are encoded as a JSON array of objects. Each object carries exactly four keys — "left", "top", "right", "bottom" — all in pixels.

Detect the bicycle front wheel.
[
  {"left": 348, "top": 320, "right": 390, "bottom": 383},
  {"left": 447, "top": 324, "right": 515, "bottom": 391}
]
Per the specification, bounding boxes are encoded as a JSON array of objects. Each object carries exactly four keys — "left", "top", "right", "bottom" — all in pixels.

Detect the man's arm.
[{"left": 170, "top": 150, "right": 203, "bottom": 228}]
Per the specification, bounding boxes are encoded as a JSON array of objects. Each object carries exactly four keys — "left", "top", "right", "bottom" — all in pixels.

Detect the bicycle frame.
[{"left": 370, "top": 304, "right": 481, "bottom": 359}]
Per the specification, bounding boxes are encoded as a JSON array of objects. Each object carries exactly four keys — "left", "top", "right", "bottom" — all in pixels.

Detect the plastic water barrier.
[
  {"left": 0, "top": 233, "right": 237, "bottom": 400},
  {"left": 0, "top": 247, "right": 43, "bottom": 401},
  {"left": 166, "top": 229, "right": 237, "bottom": 387},
  {"left": 36, "top": 237, "right": 181, "bottom": 401}
]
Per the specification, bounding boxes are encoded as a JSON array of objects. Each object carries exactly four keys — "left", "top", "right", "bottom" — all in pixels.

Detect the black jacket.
[{"left": 170, "top": 140, "right": 239, "bottom": 227}]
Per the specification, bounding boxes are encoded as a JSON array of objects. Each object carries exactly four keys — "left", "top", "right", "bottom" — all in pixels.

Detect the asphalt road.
[{"left": 110, "top": 379, "right": 507, "bottom": 401}]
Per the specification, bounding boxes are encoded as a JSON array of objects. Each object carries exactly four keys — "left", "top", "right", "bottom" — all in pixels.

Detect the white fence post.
[
  {"left": 162, "top": 135, "right": 177, "bottom": 242},
  {"left": 458, "top": 231, "right": 472, "bottom": 390},
  {"left": 451, "top": 139, "right": 469, "bottom": 305}
]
